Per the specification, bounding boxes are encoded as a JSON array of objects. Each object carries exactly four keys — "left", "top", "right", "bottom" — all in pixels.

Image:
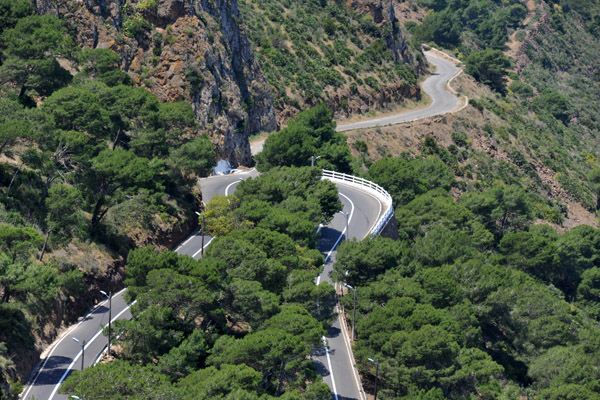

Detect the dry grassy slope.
[
  {"left": 344, "top": 69, "right": 597, "bottom": 231},
  {"left": 505, "top": 0, "right": 537, "bottom": 62},
  {"left": 238, "top": 0, "right": 426, "bottom": 125}
]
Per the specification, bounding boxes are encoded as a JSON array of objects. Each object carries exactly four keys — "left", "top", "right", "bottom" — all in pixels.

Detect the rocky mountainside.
[
  {"left": 33, "top": 0, "right": 427, "bottom": 165},
  {"left": 35, "top": 0, "right": 277, "bottom": 166},
  {"left": 238, "top": 0, "right": 425, "bottom": 123}
]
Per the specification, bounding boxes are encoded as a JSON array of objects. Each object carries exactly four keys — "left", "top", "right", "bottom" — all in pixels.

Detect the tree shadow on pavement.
[
  {"left": 317, "top": 227, "right": 344, "bottom": 255},
  {"left": 34, "top": 356, "right": 75, "bottom": 385}
]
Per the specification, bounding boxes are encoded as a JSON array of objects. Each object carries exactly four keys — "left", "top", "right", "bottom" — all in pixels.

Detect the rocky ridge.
[{"left": 35, "top": 0, "right": 277, "bottom": 167}]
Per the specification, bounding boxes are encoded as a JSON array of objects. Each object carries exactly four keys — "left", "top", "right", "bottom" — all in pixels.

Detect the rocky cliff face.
[
  {"left": 347, "top": 0, "right": 425, "bottom": 69},
  {"left": 35, "top": 0, "right": 277, "bottom": 167}
]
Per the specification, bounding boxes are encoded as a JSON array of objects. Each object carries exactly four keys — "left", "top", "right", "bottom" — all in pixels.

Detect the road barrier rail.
[{"left": 322, "top": 169, "right": 393, "bottom": 235}]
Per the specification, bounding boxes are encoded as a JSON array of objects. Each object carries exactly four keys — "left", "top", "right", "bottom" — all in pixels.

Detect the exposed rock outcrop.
[
  {"left": 35, "top": 0, "right": 277, "bottom": 167},
  {"left": 346, "top": 0, "right": 419, "bottom": 66}
]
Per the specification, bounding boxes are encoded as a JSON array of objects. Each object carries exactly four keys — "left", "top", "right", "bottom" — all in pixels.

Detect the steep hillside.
[
  {"left": 36, "top": 0, "right": 277, "bottom": 166},
  {"left": 34, "top": 0, "right": 427, "bottom": 165},
  {"left": 345, "top": 0, "right": 600, "bottom": 230},
  {"left": 238, "top": 0, "right": 425, "bottom": 123},
  {"left": 0, "top": 2, "right": 219, "bottom": 394}
]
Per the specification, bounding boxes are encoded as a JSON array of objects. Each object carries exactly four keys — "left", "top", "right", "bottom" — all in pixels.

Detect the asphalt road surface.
[
  {"left": 22, "top": 290, "right": 133, "bottom": 400},
  {"left": 312, "top": 187, "right": 384, "bottom": 400},
  {"left": 23, "top": 170, "right": 381, "bottom": 400},
  {"left": 336, "top": 51, "right": 462, "bottom": 132},
  {"left": 23, "top": 49, "right": 461, "bottom": 400},
  {"left": 175, "top": 168, "right": 259, "bottom": 259}
]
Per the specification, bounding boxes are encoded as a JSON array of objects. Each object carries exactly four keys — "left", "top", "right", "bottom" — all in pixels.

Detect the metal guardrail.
[{"left": 321, "top": 169, "right": 393, "bottom": 235}]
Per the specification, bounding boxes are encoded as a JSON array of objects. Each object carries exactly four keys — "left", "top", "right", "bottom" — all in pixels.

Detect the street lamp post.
[
  {"left": 100, "top": 290, "right": 112, "bottom": 357},
  {"left": 339, "top": 210, "right": 349, "bottom": 240},
  {"left": 310, "top": 155, "right": 321, "bottom": 167},
  {"left": 346, "top": 284, "right": 357, "bottom": 341},
  {"left": 368, "top": 357, "right": 379, "bottom": 400},
  {"left": 195, "top": 211, "right": 205, "bottom": 256},
  {"left": 72, "top": 337, "right": 85, "bottom": 370}
]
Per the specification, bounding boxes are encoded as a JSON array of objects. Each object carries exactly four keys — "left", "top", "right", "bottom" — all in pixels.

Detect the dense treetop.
[
  {"left": 256, "top": 104, "right": 352, "bottom": 173},
  {"left": 333, "top": 154, "right": 600, "bottom": 399},
  {"left": 0, "top": 6, "right": 216, "bottom": 396},
  {"left": 62, "top": 167, "right": 338, "bottom": 399}
]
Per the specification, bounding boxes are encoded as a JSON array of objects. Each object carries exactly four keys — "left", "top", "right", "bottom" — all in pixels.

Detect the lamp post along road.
[
  {"left": 339, "top": 210, "right": 349, "bottom": 240},
  {"left": 100, "top": 290, "right": 112, "bottom": 357},
  {"left": 368, "top": 358, "right": 379, "bottom": 400},
  {"left": 311, "top": 155, "right": 321, "bottom": 167},
  {"left": 346, "top": 284, "right": 357, "bottom": 341},
  {"left": 195, "top": 211, "right": 205, "bottom": 256},
  {"left": 72, "top": 337, "right": 85, "bottom": 370}
]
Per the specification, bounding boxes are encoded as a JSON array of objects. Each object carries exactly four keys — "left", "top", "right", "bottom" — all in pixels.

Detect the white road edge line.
[
  {"left": 21, "top": 288, "right": 127, "bottom": 400},
  {"left": 338, "top": 294, "right": 367, "bottom": 400},
  {"left": 323, "top": 192, "right": 354, "bottom": 265},
  {"left": 192, "top": 237, "right": 214, "bottom": 258},
  {"left": 47, "top": 300, "right": 137, "bottom": 400},
  {"left": 326, "top": 180, "right": 385, "bottom": 236},
  {"left": 174, "top": 228, "right": 199, "bottom": 251},
  {"left": 315, "top": 191, "right": 354, "bottom": 399},
  {"left": 322, "top": 336, "right": 339, "bottom": 400},
  {"left": 225, "top": 179, "right": 243, "bottom": 196}
]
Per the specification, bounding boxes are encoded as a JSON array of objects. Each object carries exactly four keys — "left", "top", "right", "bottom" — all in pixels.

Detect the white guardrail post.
[{"left": 321, "top": 169, "right": 393, "bottom": 235}]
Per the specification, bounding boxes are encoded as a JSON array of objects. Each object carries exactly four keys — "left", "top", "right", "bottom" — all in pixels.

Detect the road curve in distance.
[{"left": 336, "top": 51, "right": 463, "bottom": 132}]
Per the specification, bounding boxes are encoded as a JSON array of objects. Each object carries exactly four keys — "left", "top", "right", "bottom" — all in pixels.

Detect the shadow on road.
[
  {"left": 317, "top": 227, "right": 344, "bottom": 255},
  {"left": 311, "top": 358, "right": 331, "bottom": 377},
  {"left": 326, "top": 326, "right": 341, "bottom": 339},
  {"left": 80, "top": 305, "right": 109, "bottom": 324},
  {"left": 312, "top": 344, "right": 337, "bottom": 357},
  {"left": 34, "top": 356, "right": 74, "bottom": 385}
]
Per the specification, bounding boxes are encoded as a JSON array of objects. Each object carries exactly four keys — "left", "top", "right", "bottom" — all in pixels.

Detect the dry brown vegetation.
[{"left": 344, "top": 70, "right": 597, "bottom": 230}]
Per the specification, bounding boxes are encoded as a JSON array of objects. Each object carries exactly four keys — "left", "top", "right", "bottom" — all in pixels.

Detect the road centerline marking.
[{"left": 322, "top": 336, "right": 339, "bottom": 400}]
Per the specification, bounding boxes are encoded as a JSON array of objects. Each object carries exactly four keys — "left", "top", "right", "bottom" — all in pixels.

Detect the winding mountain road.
[
  {"left": 336, "top": 50, "right": 464, "bottom": 132},
  {"left": 22, "top": 172, "right": 381, "bottom": 400},
  {"left": 250, "top": 50, "right": 464, "bottom": 155},
  {"left": 22, "top": 49, "right": 463, "bottom": 400}
]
